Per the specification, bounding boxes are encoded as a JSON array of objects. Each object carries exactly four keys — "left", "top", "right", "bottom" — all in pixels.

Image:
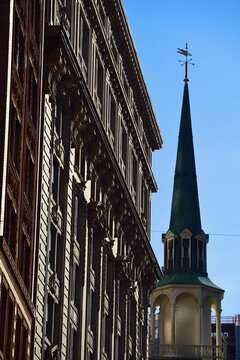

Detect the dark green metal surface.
[
  {"left": 169, "top": 83, "right": 201, "bottom": 235},
  {"left": 157, "top": 272, "right": 223, "bottom": 290}
]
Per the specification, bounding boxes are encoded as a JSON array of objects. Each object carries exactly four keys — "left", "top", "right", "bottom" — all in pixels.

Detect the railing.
[{"left": 149, "top": 343, "right": 227, "bottom": 359}]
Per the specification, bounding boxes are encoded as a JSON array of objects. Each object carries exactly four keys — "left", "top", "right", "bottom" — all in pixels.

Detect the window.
[
  {"left": 5, "top": 196, "right": 18, "bottom": 261},
  {"left": 20, "top": 234, "right": 31, "bottom": 289},
  {"left": 104, "top": 255, "right": 112, "bottom": 296},
  {"left": 46, "top": 295, "right": 54, "bottom": 341},
  {"left": 31, "top": 0, "right": 40, "bottom": 42},
  {"left": 15, "top": 311, "right": 28, "bottom": 360},
  {"left": 46, "top": 293, "right": 59, "bottom": 345},
  {"left": 141, "top": 182, "right": 148, "bottom": 223},
  {"left": 104, "top": 314, "right": 110, "bottom": 356},
  {"left": 0, "top": 282, "right": 15, "bottom": 357},
  {"left": 81, "top": 19, "right": 89, "bottom": 66},
  {"left": 199, "top": 240, "right": 203, "bottom": 270},
  {"left": 132, "top": 152, "right": 137, "bottom": 193},
  {"left": 72, "top": 262, "right": 79, "bottom": 305},
  {"left": 0, "top": 282, "right": 7, "bottom": 352},
  {"left": 96, "top": 57, "right": 103, "bottom": 105},
  {"left": 25, "top": 149, "right": 34, "bottom": 206},
  {"left": 70, "top": 326, "right": 78, "bottom": 360},
  {"left": 183, "top": 238, "right": 189, "bottom": 268},
  {"left": 168, "top": 240, "right": 173, "bottom": 270},
  {"left": 13, "top": 11, "right": 25, "bottom": 83},
  {"left": 52, "top": 157, "right": 62, "bottom": 205},
  {"left": 28, "top": 63, "right": 38, "bottom": 124},
  {"left": 49, "top": 225, "right": 60, "bottom": 276},
  {"left": 75, "top": 146, "right": 86, "bottom": 179},
  {"left": 90, "top": 290, "right": 96, "bottom": 330},
  {"left": 74, "top": 147, "right": 80, "bottom": 170},
  {"left": 74, "top": 196, "right": 80, "bottom": 242},
  {"left": 121, "top": 126, "right": 127, "bottom": 166},
  {"left": 10, "top": 104, "right": 21, "bottom": 172},
  {"left": 55, "top": 98, "right": 63, "bottom": 137},
  {"left": 110, "top": 95, "right": 116, "bottom": 136}
]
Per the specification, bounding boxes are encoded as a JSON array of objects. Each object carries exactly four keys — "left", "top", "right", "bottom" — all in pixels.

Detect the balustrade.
[{"left": 149, "top": 343, "right": 227, "bottom": 359}]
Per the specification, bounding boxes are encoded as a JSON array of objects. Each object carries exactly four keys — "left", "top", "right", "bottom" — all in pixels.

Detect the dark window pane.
[
  {"left": 0, "top": 283, "right": 7, "bottom": 351},
  {"left": 82, "top": 20, "right": 89, "bottom": 66}
]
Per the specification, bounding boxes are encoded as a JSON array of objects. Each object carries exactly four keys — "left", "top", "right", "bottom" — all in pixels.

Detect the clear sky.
[{"left": 122, "top": 0, "right": 240, "bottom": 316}]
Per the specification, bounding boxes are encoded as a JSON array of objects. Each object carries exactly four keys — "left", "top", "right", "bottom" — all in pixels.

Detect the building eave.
[{"left": 106, "top": 0, "right": 163, "bottom": 151}]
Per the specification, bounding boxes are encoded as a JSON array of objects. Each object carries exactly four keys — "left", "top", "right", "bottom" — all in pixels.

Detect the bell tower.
[{"left": 150, "top": 45, "right": 226, "bottom": 359}]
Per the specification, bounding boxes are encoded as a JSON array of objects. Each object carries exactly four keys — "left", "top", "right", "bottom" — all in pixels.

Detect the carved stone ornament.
[
  {"left": 48, "top": 272, "right": 58, "bottom": 296},
  {"left": 44, "top": 344, "right": 59, "bottom": 360},
  {"left": 143, "top": 263, "right": 158, "bottom": 292},
  {"left": 51, "top": 205, "right": 62, "bottom": 231},
  {"left": 114, "top": 221, "right": 121, "bottom": 238},
  {"left": 57, "top": 1, "right": 70, "bottom": 33},
  {"left": 127, "top": 284, "right": 137, "bottom": 298},
  {"left": 88, "top": 201, "right": 108, "bottom": 237},
  {"left": 54, "top": 137, "right": 63, "bottom": 159},
  {"left": 102, "top": 238, "right": 115, "bottom": 255},
  {"left": 71, "top": 112, "right": 91, "bottom": 147},
  {"left": 115, "top": 255, "right": 131, "bottom": 284},
  {"left": 73, "top": 180, "right": 87, "bottom": 199}
]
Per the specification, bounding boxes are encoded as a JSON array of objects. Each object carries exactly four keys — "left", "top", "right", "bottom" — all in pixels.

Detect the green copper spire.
[
  {"left": 169, "top": 82, "right": 202, "bottom": 235},
  {"left": 158, "top": 47, "right": 222, "bottom": 290}
]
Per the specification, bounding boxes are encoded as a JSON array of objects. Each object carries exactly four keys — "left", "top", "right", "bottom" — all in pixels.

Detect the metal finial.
[{"left": 177, "top": 43, "right": 195, "bottom": 82}]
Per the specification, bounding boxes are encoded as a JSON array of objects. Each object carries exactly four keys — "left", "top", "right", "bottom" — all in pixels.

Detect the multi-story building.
[
  {"left": 32, "top": 1, "right": 163, "bottom": 360},
  {"left": 0, "top": 0, "right": 44, "bottom": 359},
  {"left": 212, "top": 315, "right": 240, "bottom": 360}
]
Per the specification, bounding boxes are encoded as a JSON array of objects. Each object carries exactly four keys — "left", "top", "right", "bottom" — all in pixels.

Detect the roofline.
[{"left": 111, "top": 0, "right": 163, "bottom": 150}]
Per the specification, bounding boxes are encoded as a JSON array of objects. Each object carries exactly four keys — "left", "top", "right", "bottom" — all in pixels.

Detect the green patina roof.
[
  {"left": 157, "top": 272, "right": 223, "bottom": 291},
  {"left": 169, "top": 83, "right": 202, "bottom": 235}
]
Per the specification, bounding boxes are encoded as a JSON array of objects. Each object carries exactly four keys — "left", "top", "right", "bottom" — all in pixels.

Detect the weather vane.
[{"left": 177, "top": 43, "right": 194, "bottom": 83}]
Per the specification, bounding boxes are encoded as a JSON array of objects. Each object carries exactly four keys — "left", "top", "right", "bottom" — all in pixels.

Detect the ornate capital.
[
  {"left": 73, "top": 180, "right": 87, "bottom": 202},
  {"left": 103, "top": 238, "right": 115, "bottom": 255},
  {"left": 88, "top": 201, "right": 108, "bottom": 237},
  {"left": 115, "top": 255, "right": 131, "bottom": 284}
]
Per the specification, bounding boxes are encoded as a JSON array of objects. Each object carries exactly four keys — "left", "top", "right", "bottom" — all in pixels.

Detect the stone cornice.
[
  {"left": 82, "top": 0, "right": 159, "bottom": 192},
  {"left": 103, "top": 0, "right": 163, "bottom": 150},
  {"left": 44, "top": 25, "right": 162, "bottom": 280}
]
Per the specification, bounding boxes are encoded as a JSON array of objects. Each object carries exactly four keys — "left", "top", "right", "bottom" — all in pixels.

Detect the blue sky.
[{"left": 122, "top": 0, "right": 240, "bottom": 316}]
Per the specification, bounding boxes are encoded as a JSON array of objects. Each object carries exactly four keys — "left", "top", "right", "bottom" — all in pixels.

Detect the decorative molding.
[{"left": 1, "top": 239, "right": 35, "bottom": 314}]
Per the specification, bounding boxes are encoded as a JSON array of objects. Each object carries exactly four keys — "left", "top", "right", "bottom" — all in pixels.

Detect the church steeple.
[
  {"left": 161, "top": 46, "right": 210, "bottom": 278},
  {"left": 150, "top": 49, "right": 224, "bottom": 354},
  {"left": 169, "top": 82, "right": 201, "bottom": 235}
]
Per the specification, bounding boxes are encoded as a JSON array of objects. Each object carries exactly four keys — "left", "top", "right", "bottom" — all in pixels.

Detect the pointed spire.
[{"left": 169, "top": 82, "right": 202, "bottom": 235}]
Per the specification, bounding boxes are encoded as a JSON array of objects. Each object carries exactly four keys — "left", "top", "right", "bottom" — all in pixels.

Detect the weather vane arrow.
[{"left": 178, "top": 43, "right": 194, "bottom": 82}]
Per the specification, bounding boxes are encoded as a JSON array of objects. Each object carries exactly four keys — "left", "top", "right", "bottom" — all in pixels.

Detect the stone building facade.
[
  {"left": 32, "top": 1, "right": 163, "bottom": 360},
  {"left": 0, "top": 0, "right": 44, "bottom": 359}
]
